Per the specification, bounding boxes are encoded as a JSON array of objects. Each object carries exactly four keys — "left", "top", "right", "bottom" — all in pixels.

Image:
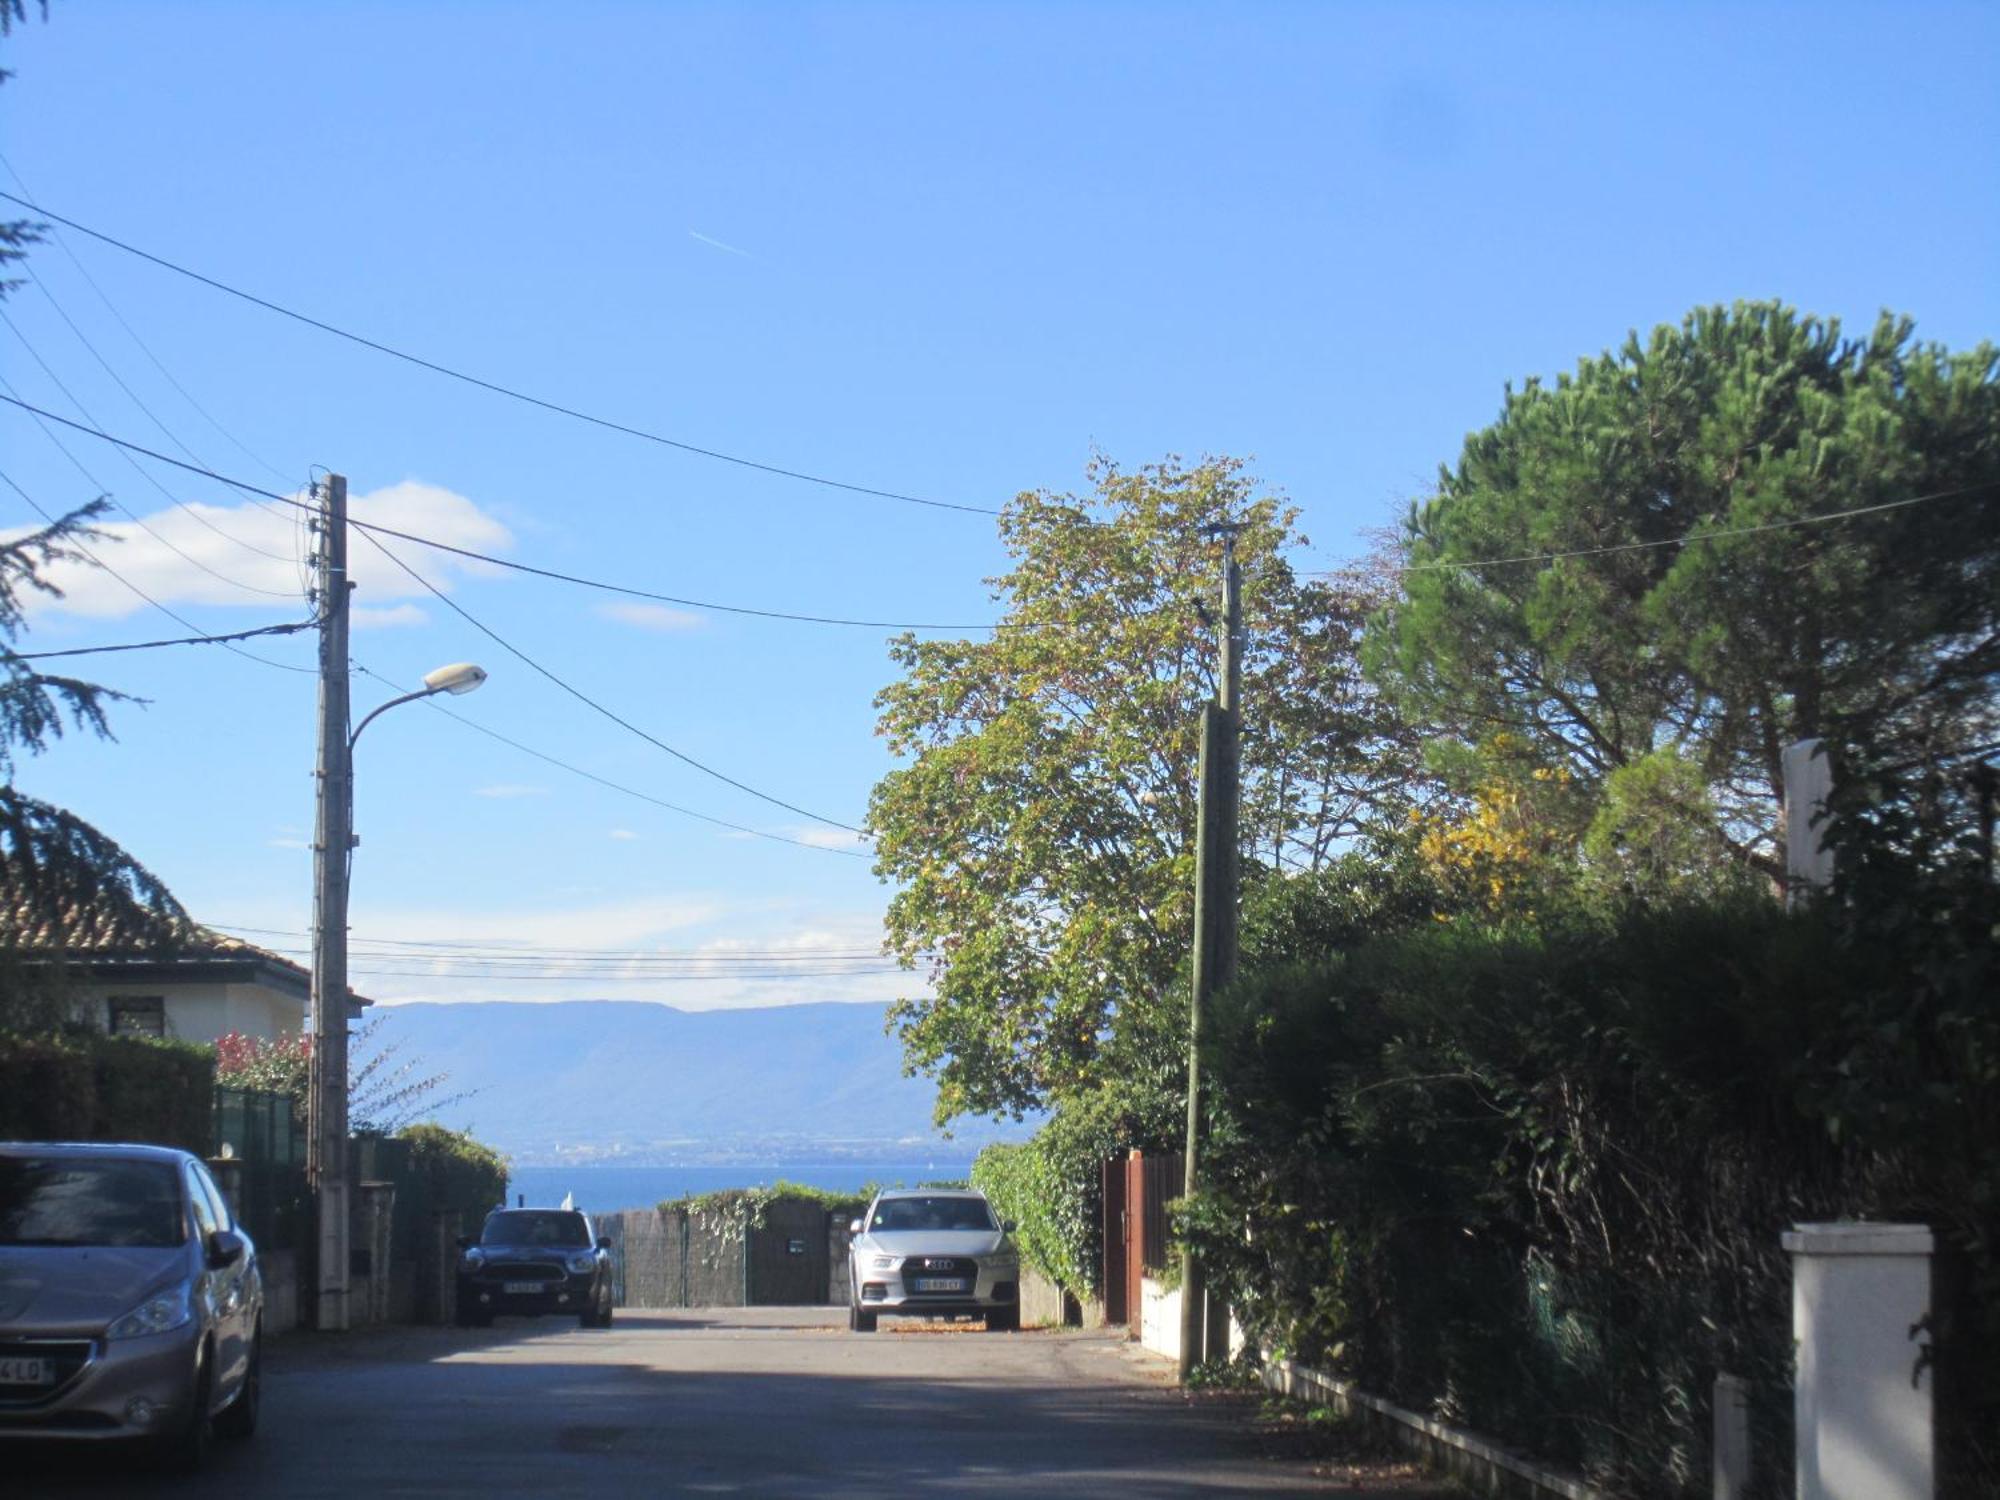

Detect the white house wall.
[{"left": 78, "top": 979, "right": 305, "bottom": 1045}]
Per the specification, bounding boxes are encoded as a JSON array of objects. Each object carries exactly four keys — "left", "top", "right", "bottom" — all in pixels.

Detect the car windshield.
[
  {"left": 868, "top": 1196, "right": 996, "bottom": 1233},
  {"left": 480, "top": 1210, "right": 591, "bottom": 1248},
  {"left": 0, "top": 1157, "right": 187, "bottom": 1249}
]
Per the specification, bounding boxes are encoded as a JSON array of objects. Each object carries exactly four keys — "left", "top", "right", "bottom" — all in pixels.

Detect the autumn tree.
[
  {"left": 869, "top": 456, "right": 1421, "bottom": 1122},
  {"left": 1369, "top": 302, "right": 2000, "bottom": 882}
]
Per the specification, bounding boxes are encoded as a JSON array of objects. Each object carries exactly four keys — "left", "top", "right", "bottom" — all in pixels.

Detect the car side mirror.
[
  {"left": 206, "top": 1229, "right": 246, "bottom": 1269},
  {"left": 848, "top": 1219, "right": 863, "bottom": 1235},
  {"left": 457, "top": 1235, "right": 475, "bottom": 1250},
  {"left": 1002, "top": 1220, "right": 1018, "bottom": 1235},
  {"left": 597, "top": 1237, "right": 611, "bottom": 1251}
]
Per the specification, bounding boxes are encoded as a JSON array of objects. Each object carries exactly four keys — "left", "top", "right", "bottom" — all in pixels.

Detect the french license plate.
[
  {"left": 0, "top": 1357, "right": 53, "bottom": 1386},
  {"left": 912, "top": 1277, "right": 968, "bottom": 1293},
  {"left": 502, "top": 1281, "right": 541, "bottom": 1295}
]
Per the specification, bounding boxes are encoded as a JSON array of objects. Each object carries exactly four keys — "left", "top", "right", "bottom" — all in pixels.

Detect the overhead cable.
[
  {"left": 16, "top": 620, "right": 314, "bottom": 659},
  {"left": 0, "top": 151, "right": 299, "bottom": 489},
  {"left": 0, "top": 396, "right": 1012, "bottom": 632},
  {"left": 0, "top": 465, "right": 315, "bottom": 675},
  {"left": 352, "top": 532, "right": 869, "bottom": 835},
  {"left": 0, "top": 188, "right": 998, "bottom": 516},
  {"left": 352, "top": 662, "right": 869, "bottom": 856}
]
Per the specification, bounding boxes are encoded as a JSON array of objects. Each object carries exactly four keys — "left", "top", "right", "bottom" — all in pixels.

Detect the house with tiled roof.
[{"left": 3, "top": 877, "right": 368, "bottom": 1044}]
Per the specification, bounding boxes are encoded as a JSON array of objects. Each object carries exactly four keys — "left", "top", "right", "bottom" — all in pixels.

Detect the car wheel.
[
  {"left": 155, "top": 1345, "right": 214, "bottom": 1474},
  {"left": 215, "top": 1326, "right": 260, "bottom": 1440},
  {"left": 849, "top": 1302, "right": 877, "bottom": 1333},
  {"left": 985, "top": 1307, "right": 1019, "bottom": 1332}
]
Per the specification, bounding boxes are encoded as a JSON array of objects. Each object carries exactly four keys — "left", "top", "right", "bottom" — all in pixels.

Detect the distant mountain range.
[{"left": 376, "top": 999, "right": 1028, "bottom": 1166}]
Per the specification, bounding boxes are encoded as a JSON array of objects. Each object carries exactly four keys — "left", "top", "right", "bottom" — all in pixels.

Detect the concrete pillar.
[
  {"left": 1783, "top": 1222, "right": 1934, "bottom": 1500},
  {"left": 1713, "top": 1371, "right": 1751, "bottom": 1499}
]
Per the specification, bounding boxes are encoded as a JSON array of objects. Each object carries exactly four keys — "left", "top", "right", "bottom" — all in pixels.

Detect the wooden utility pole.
[
  {"left": 308, "top": 472, "right": 353, "bottom": 1332},
  {"left": 1180, "top": 525, "right": 1242, "bottom": 1379}
]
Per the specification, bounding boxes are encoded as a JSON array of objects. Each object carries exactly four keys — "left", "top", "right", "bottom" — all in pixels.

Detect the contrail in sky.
[{"left": 688, "top": 230, "right": 749, "bottom": 257}]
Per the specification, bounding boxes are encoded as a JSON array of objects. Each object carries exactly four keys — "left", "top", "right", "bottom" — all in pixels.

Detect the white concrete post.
[
  {"left": 1782, "top": 1222, "right": 1934, "bottom": 1500},
  {"left": 1783, "top": 738, "right": 1836, "bottom": 901},
  {"left": 1713, "top": 1371, "right": 1751, "bottom": 1499}
]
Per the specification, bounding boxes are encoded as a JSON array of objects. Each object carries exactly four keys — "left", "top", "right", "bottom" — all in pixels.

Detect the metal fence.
[{"left": 212, "top": 1087, "right": 306, "bottom": 1252}]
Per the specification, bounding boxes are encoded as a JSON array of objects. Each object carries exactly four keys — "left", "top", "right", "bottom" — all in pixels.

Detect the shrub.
[
  {"left": 1187, "top": 888, "right": 1997, "bottom": 1498},
  {"left": 0, "top": 1031, "right": 213, "bottom": 1151}
]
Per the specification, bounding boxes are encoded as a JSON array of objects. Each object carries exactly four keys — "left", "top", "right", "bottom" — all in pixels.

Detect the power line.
[
  {"left": 1360, "top": 480, "right": 2000, "bottom": 577},
  {"left": 353, "top": 533, "right": 869, "bottom": 835},
  {"left": 18, "top": 279, "right": 300, "bottom": 549},
  {"left": 0, "top": 396, "right": 1015, "bottom": 633},
  {"left": 211, "top": 924, "right": 892, "bottom": 956},
  {"left": 0, "top": 356, "right": 298, "bottom": 601},
  {"left": 15, "top": 619, "right": 314, "bottom": 659},
  {"left": 351, "top": 661, "right": 869, "bottom": 857},
  {"left": 0, "top": 188, "right": 998, "bottom": 517},
  {"left": 0, "top": 465, "right": 315, "bottom": 675},
  {"left": 0, "top": 150, "right": 299, "bottom": 490}
]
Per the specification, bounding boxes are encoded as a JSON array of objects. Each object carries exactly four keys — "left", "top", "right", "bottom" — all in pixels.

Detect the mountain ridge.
[{"left": 376, "top": 998, "right": 1025, "bottom": 1165}]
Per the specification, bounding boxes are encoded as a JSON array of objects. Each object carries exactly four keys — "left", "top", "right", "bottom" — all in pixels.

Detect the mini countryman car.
[
  {"left": 0, "top": 1143, "right": 263, "bottom": 1471},
  {"left": 846, "top": 1188, "right": 1019, "bottom": 1332},
  {"left": 456, "top": 1208, "right": 613, "bottom": 1327}
]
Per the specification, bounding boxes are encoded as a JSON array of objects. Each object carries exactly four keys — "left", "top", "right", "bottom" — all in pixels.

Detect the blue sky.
[{"left": 2, "top": 3, "right": 1995, "bottom": 1015}]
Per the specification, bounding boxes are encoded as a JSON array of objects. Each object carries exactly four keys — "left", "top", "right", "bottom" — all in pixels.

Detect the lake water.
[{"left": 504, "top": 1163, "right": 976, "bottom": 1214}]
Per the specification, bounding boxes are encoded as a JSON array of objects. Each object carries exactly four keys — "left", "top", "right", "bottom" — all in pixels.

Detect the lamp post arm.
[{"left": 348, "top": 686, "right": 438, "bottom": 751}]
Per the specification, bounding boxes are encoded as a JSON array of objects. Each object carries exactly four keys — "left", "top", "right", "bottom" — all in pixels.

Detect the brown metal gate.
[
  {"left": 1108, "top": 1149, "right": 1183, "bottom": 1333},
  {"left": 747, "top": 1199, "right": 830, "bottom": 1305}
]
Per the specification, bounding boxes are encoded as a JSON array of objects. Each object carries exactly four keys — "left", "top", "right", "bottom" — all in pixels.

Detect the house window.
[{"left": 107, "top": 996, "right": 166, "bottom": 1038}]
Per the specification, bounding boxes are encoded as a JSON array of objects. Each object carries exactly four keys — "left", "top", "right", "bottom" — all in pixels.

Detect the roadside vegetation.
[{"left": 873, "top": 302, "right": 2000, "bottom": 1496}]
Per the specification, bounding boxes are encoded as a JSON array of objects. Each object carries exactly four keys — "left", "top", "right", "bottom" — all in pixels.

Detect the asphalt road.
[{"left": 8, "top": 1308, "right": 1438, "bottom": 1498}]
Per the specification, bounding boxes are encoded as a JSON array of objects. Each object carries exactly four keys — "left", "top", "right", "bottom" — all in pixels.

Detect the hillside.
[{"left": 375, "top": 999, "right": 1022, "bottom": 1165}]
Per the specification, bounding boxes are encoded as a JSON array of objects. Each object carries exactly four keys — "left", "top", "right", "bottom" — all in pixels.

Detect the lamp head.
[{"left": 422, "top": 662, "right": 488, "bottom": 696}]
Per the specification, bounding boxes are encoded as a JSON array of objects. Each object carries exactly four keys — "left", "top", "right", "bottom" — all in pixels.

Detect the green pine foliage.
[{"left": 1371, "top": 301, "right": 2000, "bottom": 883}]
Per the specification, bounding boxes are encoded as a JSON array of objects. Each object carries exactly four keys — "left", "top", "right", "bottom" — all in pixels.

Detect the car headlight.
[
  {"left": 460, "top": 1249, "right": 485, "bottom": 1271},
  {"left": 107, "top": 1281, "right": 194, "bottom": 1340},
  {"left": 566, "top": 1251, "right": 598, "bottom": 1274},
  {"left": 868, "top": 1256, "right": 898, "bottom": 1271}
]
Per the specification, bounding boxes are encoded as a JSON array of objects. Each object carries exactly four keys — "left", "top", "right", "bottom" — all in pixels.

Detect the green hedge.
[
  {"left": 0, "top": 1032, "right": 214, "bottom": 1152},
  {"left": 1185, "top": 890, "right": 1997, "bottom": 1499}
]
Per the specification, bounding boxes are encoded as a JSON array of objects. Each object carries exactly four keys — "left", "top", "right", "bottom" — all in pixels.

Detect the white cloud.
[
  {"left": 352, "top": 603, "right": 428, "bottom": 629},
  {"left": 785, "top": 826, "right": 872, "bottom": 852},
  {"left": 473, "top": 784, "right": 548, "bottom": 800},
  {"left": 267, "top": 836, "right": 309, "bottom": 851},
  {"left": 596, "top": 601, "right": 703, "bottom": 632},
  {"left": 608, "top": 829, "right": 639, "bottom": 841},
  {"left": 298, "top": 897, "right": 915, "bottom": 1011},
  {"left": 12, "top": 480, "right": 514, "bottom": 621}
]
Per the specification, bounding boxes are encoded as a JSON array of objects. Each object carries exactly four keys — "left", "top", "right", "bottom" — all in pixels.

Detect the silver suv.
[{"left": 846, "top": 1188, "right": 1019, "bottom": 1332}]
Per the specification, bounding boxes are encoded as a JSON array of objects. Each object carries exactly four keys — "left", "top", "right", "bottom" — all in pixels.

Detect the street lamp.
[{"left": 309, "top": 659, "right": 487, "bottom": 1332}]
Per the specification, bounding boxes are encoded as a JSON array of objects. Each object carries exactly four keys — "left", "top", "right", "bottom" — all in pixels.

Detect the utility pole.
[
  {"left": 308, "top": 472, "right": 353, "bottom": 1333},
  {"left": 1180, "top": 524, "right": 1243, "bottom": 1379}
]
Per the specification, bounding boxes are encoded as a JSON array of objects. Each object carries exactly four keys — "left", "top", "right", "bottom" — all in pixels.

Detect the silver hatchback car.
[
  {"left": 0, "top": 1143, "right": 263, "bottom": 1470},
  {"left": 846, "top": 1188, "right": 1020, "bottom": 1332}
]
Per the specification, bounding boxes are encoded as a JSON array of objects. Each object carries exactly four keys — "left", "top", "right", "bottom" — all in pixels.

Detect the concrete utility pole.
[
  {"left": 1180, "top": 524, "right": 1243, "bottom": 1379},
  {"left": 308, "top": 472, "right": 353, "bottom": 1333}
]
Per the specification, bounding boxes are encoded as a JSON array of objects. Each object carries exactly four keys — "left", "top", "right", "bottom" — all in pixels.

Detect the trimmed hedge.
[
  {"left": 0, "top": 1031, "right": 214, "bottom": 1152},
  {"left": 1185, "top": 890, "right": 1997, "bottom": 1499}
]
